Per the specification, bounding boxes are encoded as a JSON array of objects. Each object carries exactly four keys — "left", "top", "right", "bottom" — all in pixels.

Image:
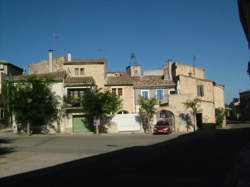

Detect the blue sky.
[{"left": 0, "top": 0, "right": 249, "bottom": 103}]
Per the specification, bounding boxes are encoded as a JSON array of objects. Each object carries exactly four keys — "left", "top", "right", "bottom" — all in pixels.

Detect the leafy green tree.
[
  {"left": 183, "top": 98, "right": 202, "bottom": 133},
  {"left": 3, "top": 75, "right": 58, "bottom": 135},
  {"left": 81, "top": 86, "right": 122, "bottom": 134},
  {"left": 215, "top": 107, "right": 225, "bottom": 127},
  {"left": 138, "top": 96, "right": 157, "bottom": 134}
]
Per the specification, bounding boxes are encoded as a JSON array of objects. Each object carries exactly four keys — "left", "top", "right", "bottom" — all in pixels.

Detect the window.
[
  {"left": 168, "top": 89, "right": 176, "bottom": 95},
  {"left": 111, "top": 88, "right": 123, "bottom": 96},
  {"left": 118, "top": 88, "right": 123, "bottom": 96},
  {"left": 118, "top": 110, "right": 129, "bottom": 114},
  {"left": 0, "top": 64, "right": 4, "bottom": 69},
  {"left": 197, "top": 85, "right": 204, "bottom": 97},
  {"left": 68, "top": 88, "right": 87, "bottom": 97},
  {"left": 80, "top": 68, "right": 85, "bottom": 75},
  {"left": 75, "top": 68, "right": 79, "bottom": 75},
  {"left": 112, "top": 88, "right": 116, "bottom": 94},
  {"left": 141, "top": 90, "right": 149, "bottom": 99},
  {"left": 156, "top": 89, "right": 164, "bottom": 99}
]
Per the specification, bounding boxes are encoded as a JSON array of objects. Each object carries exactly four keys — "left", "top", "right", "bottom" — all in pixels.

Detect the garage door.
[
  {"left": 73, "top": 116, "right": 93, "bottom": 133},
  {"left": 110, "top": 114, "right": 141, "bottom": 132}
]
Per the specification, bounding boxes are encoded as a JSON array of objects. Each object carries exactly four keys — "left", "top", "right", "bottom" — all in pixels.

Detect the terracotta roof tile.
[
  {"left": 64, "top": 59, "right": 106, "bottom": 65},
  {"left": 106, "top": 72, "right": 134, "bottom": 85},
  {"left": 106, "top": 73, "right": 175, "bottom": 87},
  {"left": 133, "top": 76, "right": 175, "bottom": 87},
  {"left": 64, "top": 77, "right": 95, "bottom": 84},
  {"left": 13, "top": 71, "right": 66, "bottom": 81}
]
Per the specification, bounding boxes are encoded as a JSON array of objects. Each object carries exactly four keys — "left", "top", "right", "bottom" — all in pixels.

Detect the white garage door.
[{"left": 110, "top": 114, "right": 141, "bottom": 132}]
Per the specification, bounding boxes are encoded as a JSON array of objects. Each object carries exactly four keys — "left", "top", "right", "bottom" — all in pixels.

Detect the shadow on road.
[
  {"left": 0, "top": 128, "right": 250, "bottom": 187},
  {"left": 0, "top": 138, "right": 15, "bottom": 156}
]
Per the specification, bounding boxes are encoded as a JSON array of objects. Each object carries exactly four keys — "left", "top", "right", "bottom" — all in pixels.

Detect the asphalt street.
[
  {"left": 1, "top": 123, "right": 250, "bottom": 186},
  {"left": 0, "top": 133, "right": 178, "bottom": 178}
]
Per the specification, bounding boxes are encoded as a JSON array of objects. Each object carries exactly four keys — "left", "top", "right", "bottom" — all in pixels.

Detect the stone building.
[
  {"left": 19, "top": 51, "right": 225, "bottom": 134},
  {"left": 0, "top": 60, "right": 23, "bottom": 124},
  {"left": 240, "top": 90, "right": 250, "bottom": 121}
]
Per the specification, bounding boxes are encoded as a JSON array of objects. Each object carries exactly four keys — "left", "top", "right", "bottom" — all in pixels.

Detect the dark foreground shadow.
[{"left": 0, "top": 128, "right": 250, "bottom": 187}]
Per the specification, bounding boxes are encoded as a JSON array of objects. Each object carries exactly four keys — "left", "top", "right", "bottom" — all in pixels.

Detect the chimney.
[
  {"left": 48, "top": 49, "right": 53, "bottom": 72},
  {"left": 67, "top": 51, "right": 72, "bottom": 62},
  {"left": 163, "top": 60, "right": 173, "bottom": 80}
]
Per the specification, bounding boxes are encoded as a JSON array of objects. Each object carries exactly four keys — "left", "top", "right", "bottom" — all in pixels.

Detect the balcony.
[
  {"left": 63, "top": 96, "right": 81, "bottom": 108},
  {"left": 158, "top": 97, "right": 169, "bottom": 106}
]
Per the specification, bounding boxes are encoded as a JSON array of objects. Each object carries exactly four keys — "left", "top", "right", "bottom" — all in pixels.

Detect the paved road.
[
  {"left": 225, "top": 123, "right": 250, "bottom": 129},
  {"left": 0, "top": 133, "right": 178, "bottom": 178},
  {"left": 1, "top": 125, "right": 250, "bottom": 186}
]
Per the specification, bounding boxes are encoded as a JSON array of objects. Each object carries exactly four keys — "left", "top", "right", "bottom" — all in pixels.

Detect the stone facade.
[
  {"left": 22, "top": 51, "right": 225, "bottom": 134},
  {"left": 0, "top": 60, "right": 23, "bottom": 123},
  {"left": 240, "top": 90, "right": 250, "bottom": 121}
]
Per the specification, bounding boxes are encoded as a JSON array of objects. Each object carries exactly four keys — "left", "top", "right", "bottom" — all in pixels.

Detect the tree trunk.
[
  {"left": 27, "top": 122, "right": 31, "bottom": 136},
  {"left": 94, "top": 117, "right": 99, "bottom": 135},
  {"left": 57, "top": 120, "right": 61, "bottom": 133},
  {"left": 95, "top": 125, "right": 99, "bottom": 135},
  {"left": 193, "top": 114, "right": 197, "bottom": 134}
]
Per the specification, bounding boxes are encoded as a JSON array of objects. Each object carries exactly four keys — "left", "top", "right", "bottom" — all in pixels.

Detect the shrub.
[{"left": 215, "top": 107, "right": 225, "bottom": 126}]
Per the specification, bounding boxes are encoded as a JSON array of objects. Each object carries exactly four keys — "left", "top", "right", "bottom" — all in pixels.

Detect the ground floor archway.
[{"left": 157, "top": 110, "right": 175, "bottom": 132}]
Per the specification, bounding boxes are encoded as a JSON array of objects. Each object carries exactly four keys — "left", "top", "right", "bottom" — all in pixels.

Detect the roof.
[
  {"left": 133, "top": 76, "right": 175, "bottom": 88},
  {"left": 240, "top": 89, "right": 250, "bottom": 94},
  {"left": 13, "top": 71, "right": 66, "bottom": 81},
  {"left": 0, "top": 60, "right": 23, "bottom": 71},
  {"left": 179, "top": 74, "right": 218, "bottom": 84},
  {"left": 106, "top": 72, "right": 175, "bottom": 87},
  {"left": 106, "top": 72, "right": 134, "bottom": 86},
  {"left": 64, "top": 77, "right": 95, "bottom": 84},
  {"left": 64, "top": 58, "right": 106, "bottom": 65}
]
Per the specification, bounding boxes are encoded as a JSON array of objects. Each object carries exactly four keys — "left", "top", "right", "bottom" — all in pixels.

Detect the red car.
[{"left": 153, "top": 120, "right": 171, "bottom": 134}]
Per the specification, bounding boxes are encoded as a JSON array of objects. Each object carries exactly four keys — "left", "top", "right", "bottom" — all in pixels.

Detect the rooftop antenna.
[
  {"left": 129, "top": 52, "right": 139, "bottom": 66},
  {"left": 52, "top": 33, "right": 59, "bottom": 54},
  {"left": 52, "top": 33, "right": 59, "bottom": 66}
]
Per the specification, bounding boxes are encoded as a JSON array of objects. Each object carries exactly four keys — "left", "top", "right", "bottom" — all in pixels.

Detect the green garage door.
[{"left": 73, "top": 116, "right": 92, "bottom": 133}]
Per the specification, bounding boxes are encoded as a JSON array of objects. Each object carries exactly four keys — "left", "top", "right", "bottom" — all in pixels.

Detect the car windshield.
[{"left": 156, "top": 121, "right": 169, "bottom": 126}]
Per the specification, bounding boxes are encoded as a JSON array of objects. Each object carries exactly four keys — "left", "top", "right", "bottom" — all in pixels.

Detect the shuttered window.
[{"left": 197, "top": 85, "right": 204, "bottom": 97}]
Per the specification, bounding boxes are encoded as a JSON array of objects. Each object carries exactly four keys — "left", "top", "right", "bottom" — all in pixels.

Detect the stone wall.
[
  {"left": 214, "top": 84, "right": 225, "bottom": 108},
  {"left": 63, "top": 64, "right": 106, "bottom": 88},
  {"left": 175, "top": 62, "right": 205, "bottom": 79},
  {"left": 29, "top": 56, "right": 65, "bottom": 74},
  {"left": 106, "top": 85, "right": 135, "bottom": 113},
  {"left": 178, "top": 75, "right": 214, "bottom": 103}
]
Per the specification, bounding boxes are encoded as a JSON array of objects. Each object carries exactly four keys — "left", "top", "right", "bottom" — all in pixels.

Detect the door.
[
  {"left": 196, "top": 113, "right": 203, "bottom": 129},
  {"left": 73, "top": 115, "right": 92, "bottom": 133}
]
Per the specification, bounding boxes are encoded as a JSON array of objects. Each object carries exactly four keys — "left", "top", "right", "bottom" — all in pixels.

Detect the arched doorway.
[
  {"left": 117, "top": 110, "right": 129, "bottom": 114},
  {"left": 157, "top": 110, "right": 175, "bottom": 132}
]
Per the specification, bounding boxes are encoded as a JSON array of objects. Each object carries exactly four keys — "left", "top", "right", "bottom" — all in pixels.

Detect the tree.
[
  {"left": 215, "top": 107, "right": 225, "bottom": 127},
  {"left": 81, "top": 86, "right": 122, "bottom": 134},
  {"left": 183, "top": 98, "right": 202, "bottom": 133},
  {"left": 138, "top": 96, "right": 157, "bottom": 134},
  {"left": 3, "top": 75, "right": 58, "bottom": 135}
]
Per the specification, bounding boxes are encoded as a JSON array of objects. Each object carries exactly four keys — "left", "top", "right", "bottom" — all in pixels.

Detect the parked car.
[
  {"left": 30, "top": 125, "right": 49, "bottom": 135},
  {"left": 153, "top": 120, "right": 171, "bottom": 134}
]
